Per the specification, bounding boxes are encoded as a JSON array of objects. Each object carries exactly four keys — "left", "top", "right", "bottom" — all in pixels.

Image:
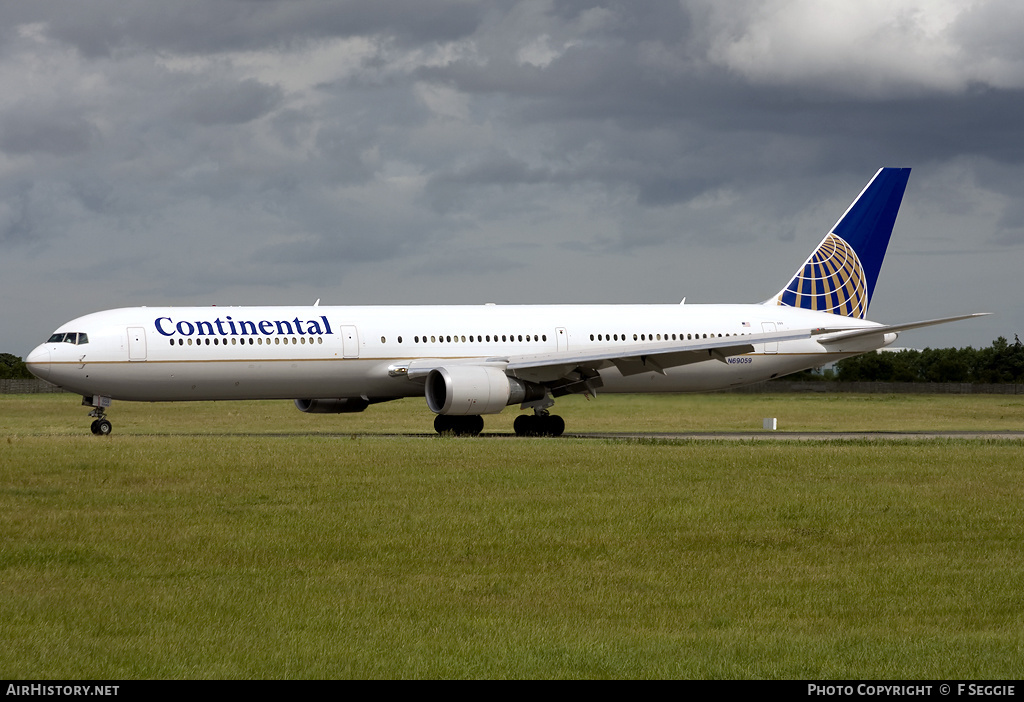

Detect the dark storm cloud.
[
  {"left": 432, "top": 155, "right": 556, "bottom": 188},
  {"left": 413, "top": 6, "right": 1024, "bottom": 220},
  {"left": 0, "top": 181, "right": 35, "bottom": 243},
  {"left": 951, "top": 0, "right": 1024, "bottom": 61},
  {"left": 21, "top": 0, "right": 484, "bottom": 57},
  {"left": 0, "top": 109, "right": 99, "bottom": 156},
  {"left": 2, "top": 0, "right": 1023, "bottom": 356},
  {"left": 178, "top": 78, "right": 284, "bottom": 126},
  {"left": 995, "top": 201, "right": 1024, "bottom": 245}
]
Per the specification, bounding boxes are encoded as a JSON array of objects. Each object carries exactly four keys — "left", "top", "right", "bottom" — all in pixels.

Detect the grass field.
[
  {"left": 2, "top": 393, "right": 1023, "bottom": 678},
  {"left": 4, "top": 391, "right": 1024, "bottom": 435}
]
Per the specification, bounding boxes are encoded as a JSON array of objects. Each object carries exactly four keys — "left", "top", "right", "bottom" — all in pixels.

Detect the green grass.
[
  {"left": 1, "top": 394, "right": 1023, "bottom": 678},
  {"left": 3, "top": 391, "right": 1024, "bottom": 435}
]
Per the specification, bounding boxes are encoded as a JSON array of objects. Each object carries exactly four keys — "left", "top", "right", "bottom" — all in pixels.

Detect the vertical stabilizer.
[{"left": 769, "top": 168, "right": 911, "bottom": 318}]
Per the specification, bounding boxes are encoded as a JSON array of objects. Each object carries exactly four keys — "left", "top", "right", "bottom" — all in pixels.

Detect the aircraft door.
[
  {"left": 761, "top": 322, "right": 778, "bottom": 354},
  {"left": 128, "top": 327, "right": 147, "bottom": 361},
  {"left": 341, "top": 325, "right": 359, "bottom": 358},
  {"left": 556, "top": 327, "right": 567, "bottom": 352}
]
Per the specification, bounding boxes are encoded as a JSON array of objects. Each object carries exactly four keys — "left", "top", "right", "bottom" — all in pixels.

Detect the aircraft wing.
[
  {"left": 811, "top": 313, "right": 990, "bottom": 345},
  {"left": 403, "top": 328, "right": 813, "bottom": 386}
]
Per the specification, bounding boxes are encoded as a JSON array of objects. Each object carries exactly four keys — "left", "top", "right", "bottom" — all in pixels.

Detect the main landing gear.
[
  {"left": 431, "top": 410, "right": 566, "bottom": 437},
  {"left": 513, "top": 409, "right": 565, "bottom": 437},
  {"left": 83, "top": 395, "right": 113, "bottom": 435},
  {"left": 432, "top": 392, "right": 566, "bottom": 437},
  {"left": 434, "top": 414, "right": 484, "bottom": 436}
]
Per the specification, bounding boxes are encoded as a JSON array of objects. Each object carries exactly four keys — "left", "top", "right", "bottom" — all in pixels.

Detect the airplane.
[{"left": 25, "top": 167, "right": 986, "bottom": 437}]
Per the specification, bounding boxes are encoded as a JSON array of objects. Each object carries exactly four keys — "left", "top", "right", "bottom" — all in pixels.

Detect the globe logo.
[{"left": 777, "top": 233, "right": 868, "bottom": 318}]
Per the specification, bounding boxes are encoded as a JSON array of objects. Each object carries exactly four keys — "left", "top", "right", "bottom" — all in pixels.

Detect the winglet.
[{"left": 770, "top": 168, "right": 911, "bottom": 319}]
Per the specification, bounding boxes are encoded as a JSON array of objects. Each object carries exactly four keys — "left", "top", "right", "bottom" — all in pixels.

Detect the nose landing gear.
[
  {"left": 83, "top": 395, "right": 113, "bottom": 435},
  {"left": 90, "top": 415, "right": 112, "bottom": 435}
]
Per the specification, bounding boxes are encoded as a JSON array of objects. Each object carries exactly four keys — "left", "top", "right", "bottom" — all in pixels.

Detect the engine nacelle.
[
  {"left": 425, "top": 365, "right": 544, "bottom": 415},
  {"left": 294, "top": 397, "right": 370, "bottom": 414}
]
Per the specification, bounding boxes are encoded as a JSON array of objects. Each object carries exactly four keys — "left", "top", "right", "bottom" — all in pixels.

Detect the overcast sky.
[{"left": 3, "top": 0, "right": 1023, "bottom": 357}]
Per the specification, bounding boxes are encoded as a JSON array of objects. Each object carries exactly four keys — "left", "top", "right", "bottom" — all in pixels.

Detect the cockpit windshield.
[{"left": 47, "top": 332, "right": 89, "bottom": 345}]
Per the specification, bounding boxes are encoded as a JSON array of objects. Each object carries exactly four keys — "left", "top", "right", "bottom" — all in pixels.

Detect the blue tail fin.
[{"left": 770, "top": 167, "right": 911, "bottom": 318}]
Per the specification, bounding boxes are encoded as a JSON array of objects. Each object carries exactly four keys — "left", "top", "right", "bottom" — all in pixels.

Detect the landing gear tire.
[
  {"left": 513, "top": 413, "right": 565, "bottom": 437},
  {"left": 513, "top": 414, "right": 533, "bottom": 436},
  {"left": 547, "top": 414, "right": 565, "bottom": 437},
  {"left": 433, "top": 414, "right": 484, "bottom": 436},
  {"left": 86, "top": 398, "right": 113, "bottom": 436}
]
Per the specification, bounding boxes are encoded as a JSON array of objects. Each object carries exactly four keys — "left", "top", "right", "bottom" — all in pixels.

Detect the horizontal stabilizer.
[{"left": 813, "top": 313, "right": 990, "bottom": 344}]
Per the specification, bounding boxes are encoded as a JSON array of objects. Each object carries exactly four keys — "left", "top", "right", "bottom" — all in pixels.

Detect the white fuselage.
[{"left": 26, "top": 303, "right": 891, "bottom": 404}]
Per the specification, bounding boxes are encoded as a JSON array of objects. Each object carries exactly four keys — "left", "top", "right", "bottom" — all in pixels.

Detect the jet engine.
[
  {"left": 425, "top": 365, "right": 545, "bottom": 415},
  {"left": 294, "top": 397, "right": 371, "bottom": 413}
]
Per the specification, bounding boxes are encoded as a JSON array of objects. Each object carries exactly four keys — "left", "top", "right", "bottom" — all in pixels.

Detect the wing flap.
[
  {"left": 610, "top": 344, "right": 756, "bottom": 377},
  {"left": 506, "top": 330, "right": 807, "bottom": 382}
]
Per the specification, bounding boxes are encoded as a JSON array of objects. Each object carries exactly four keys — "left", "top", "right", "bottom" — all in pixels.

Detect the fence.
[
  {"left": 3, "top": 378, "right": 1023, "bottom": 395},
  {"left": 725, "top": 380, "right": 1024, "bottom": 394},
  {"left": 0, "top": 379, "right": 66, "bottom": 394}
]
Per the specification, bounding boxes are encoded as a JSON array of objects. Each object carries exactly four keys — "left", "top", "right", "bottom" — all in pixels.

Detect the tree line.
[
  {"left": 0, "top": 353, "right": 33, "bottom": 380},
  {"left": 4, "top": 337, "right": 1023, "bottom": 383},
  {"left": 824, "top": 336, "right": 1024, "bottom": 384}
]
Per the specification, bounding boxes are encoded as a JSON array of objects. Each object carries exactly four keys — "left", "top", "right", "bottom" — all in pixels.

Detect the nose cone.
[{"left": 25, "top": 346, "right": 50, "bottom": 381}]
